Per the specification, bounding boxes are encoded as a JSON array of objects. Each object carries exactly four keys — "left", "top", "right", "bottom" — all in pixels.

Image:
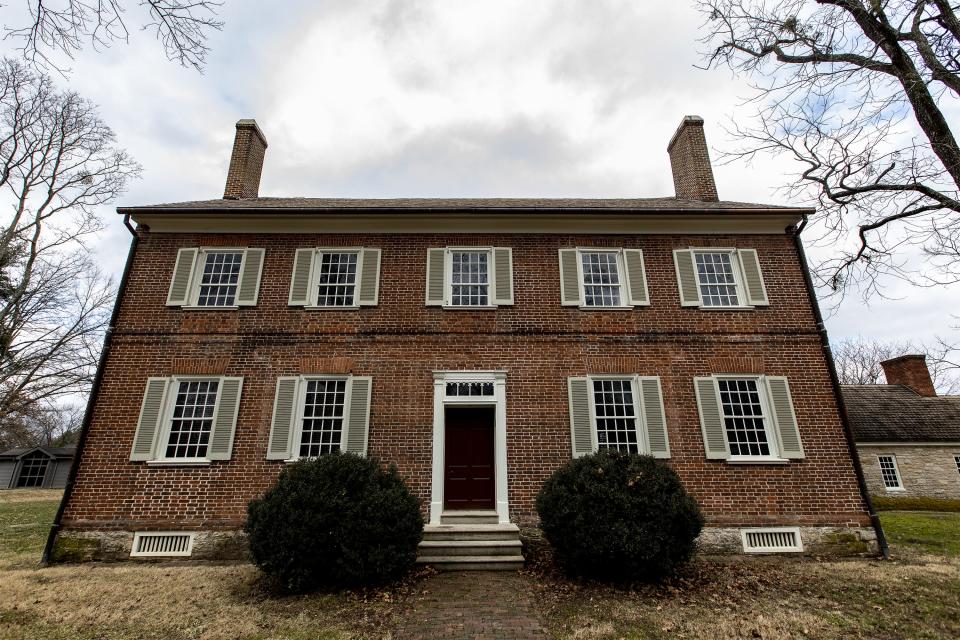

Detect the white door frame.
[{"left": 431, "top": 371, "right": 509, "bottom": 524}]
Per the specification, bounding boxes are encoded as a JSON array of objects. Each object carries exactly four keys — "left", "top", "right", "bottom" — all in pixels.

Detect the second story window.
[
  {"left": 425, "top": 247, "right": 514, "bottom": 308},
  {"left": 450, "top": 250, "right": 490, "bottom": 307},
  {"left": 316, "top": 251, "right": 359, "bottom": 307},
  {"left": 197, "top": 252, "right": 243, "bottom": 307},
  {"left": 288, "top": 248, "right": 381, "bottom": 309},
  {"left": 694, "top": 251, "right": 740, "bottom": 307},
  {"left": 558, "top": 248, "right": 648, "bottom": 309},
  {"left": 166, "top": 247, "right": 265, "bottom": 309},
  {"left": 581, "top": 251, "right": 624, "bottom": 307},
  {"left": 674, "top": 248, "right": 769, "bottom": 309}
]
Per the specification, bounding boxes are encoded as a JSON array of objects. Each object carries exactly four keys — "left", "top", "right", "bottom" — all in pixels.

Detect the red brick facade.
[{"left": 58, "top": 230, "right": 871, "bottom": 536}]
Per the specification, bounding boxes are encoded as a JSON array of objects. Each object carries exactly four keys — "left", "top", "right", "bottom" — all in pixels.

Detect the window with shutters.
[
  {"left": 591, "top": 378, "right": 641, "bottom": 453},
  {"left": 195, "top": 251, "right": 243, "bottom": 306},
  {"left": 878, "top": 455, "right": 904, "bottom": 490},
  {"left": 580, "top": 251, "right": 624, "bottom": 307},
  {"left": 694, "top": 251, "right": 741, "bottom": 307},
  {"left": 315, "top": 251, "right": 359, "bottom": 307},
  {"left": 289, "top": 247, "right": 381, "bottom": 309},
  {"left": 450, "top": 250, "right": 490, "bottom": 306},
  {"left": 675, "top": 248, "right": 768, "bottom": 309},
  {"left": 426, "top": 247, "right": 512, "bottom": 308},
  {"left": 167, "top": 247, "right": 264, "bottom": 308},
  {"left": 559, "top": 248, "right": 648, "bottom": 309},
  {"left": 297, "top": 379, "right": 347, "bottom": 457},
  {"left": 162, "top": 379, "right": 220, "bottom": 460},
  {"left": 716, "top": 377, "right": 780, "bottom": 460}
]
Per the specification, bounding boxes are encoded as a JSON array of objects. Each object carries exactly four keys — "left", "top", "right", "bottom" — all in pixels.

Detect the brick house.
[
  {"left": 46, "top": 116, "right": 882, "bottom": 565},
  {"left": 845, "top": 355, "right": 960, "bottom": 500}
]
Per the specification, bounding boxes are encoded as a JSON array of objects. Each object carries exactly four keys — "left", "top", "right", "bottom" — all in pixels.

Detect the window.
[
  {"left": 717, "top": 378, "right": 775, "bottom": 458},
  {"left": 196, "top": 251, "right": 243, "bottom": 306},
  {"left": 16, "top": 453, "right": 49, "bottom": 488},
  {"left": 450, "top": 250, "right": 490, "bottom": 307},
  {"left": 581, "top": 252, "right": 623, "bottom": 307},
  {"left": 695, "top": 252, "right": 740, "bottom": 307},
  {"left": 445, "top": 381, "right": 494, "bottom": 397},
  {"left": 316, "top": 251, "right": 359, "bottom": 307},
  {"left": 955, "top": 455, "right": 960, "bottom": 475},
  {"left": 298, "top": 379, "right": 347, "bottom": 457},
  {"left": 878, "top": 455, "right": 903, "bottom": 490},
  {"left": 592, "top": 378, "right": 640, "bottom": 453},
  {"left": 163, "top": 380, "right": 219, "bottom": 459}
]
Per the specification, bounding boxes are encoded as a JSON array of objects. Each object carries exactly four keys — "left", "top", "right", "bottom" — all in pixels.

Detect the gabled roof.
[
  {"left": 118, "top": 196, "right": 812, "bottom": 215},
  {"left": 842, "top": 385, "right": 960, "bottom": 443},
  {"left": 0, "top": 446, "right": 76, "bottom": 460}
]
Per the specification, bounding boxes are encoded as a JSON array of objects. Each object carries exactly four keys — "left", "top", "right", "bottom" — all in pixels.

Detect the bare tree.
[
  {"left": 698, "top": 0, "right": 960, "bottom": 301},
  {"left": 832, "top": 335, "right": 960, "bottom": 393},
  {"left": 0, "top": 59, "right": 139, "bottom": 433},
  {"left": 4, "top": 1, "right": 224, "bottom": 72}
]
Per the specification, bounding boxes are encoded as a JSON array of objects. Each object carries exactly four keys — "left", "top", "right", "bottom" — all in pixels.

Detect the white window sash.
[
  {"left": 184, "top": 248, "right": 247, "bottom": 309},
  {"left": 878, "top": 455, "right": 904, "bottom": 490},
  {"left": 576, "top": 248, "right": 629, "bottom": 309},
  {"left": 690, "top": 248, "right": 752, "bottom": 310},
  {"left": 714, "top": 374, "right": 784, "bottom": 462},
  {"left": 306, "top": 248, "right": 363, "bottom": 309},
  {"left": 154, "top": 376, "right": 223, "bottom": 463},
  {"left": 586, "top": 374, "right": 648, "bottom": 454},
  {"left": 443, "top": 247, "right": 495, "bottom": 308},
  {"left": 289, "top": 375, "right": 353, "bottom": 461}
]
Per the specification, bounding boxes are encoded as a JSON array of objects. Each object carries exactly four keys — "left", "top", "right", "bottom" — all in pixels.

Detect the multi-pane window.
[
  {"left": 446, "top": 381, "right": 494, "bottom": 397},
  {"left": 16, "top": 453, "right": 48, "bottom": 487},
  {"left": 717, "top": 378, "right": 772, "bottom": 457},
  {"left": 592, "top": 378, "right": 639, "bottom": 453},
  {"left": 695, "top": 252, "right": 740, "bottom": 307},
  {"left": 299, "top": 379, "right": 347, "bottom": 457},
  {"left": 955, "top": 455, "right": 960, "bottom": 475},
  {"left": 196, "top": 252, "right": 243, "bottom": 307},
  {"left": 450, "top": 251, "right": 490, "bottom": 306},
  {"left": 878, "top": 455, "right": 903, "bottom": 489},
  {"left": 581, "top": 252, "right": 623, "bottom": 307},
  {"left": 164, "top": 380, "right": 219, "bottom": 459},
  {"left": 316, "top": 252, "right": 358, "bottom": 307}
]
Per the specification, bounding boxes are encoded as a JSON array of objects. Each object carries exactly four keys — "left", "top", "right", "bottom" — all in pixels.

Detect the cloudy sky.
[{"left": 3, "top": 0, "right": 956, "bottom": 349}]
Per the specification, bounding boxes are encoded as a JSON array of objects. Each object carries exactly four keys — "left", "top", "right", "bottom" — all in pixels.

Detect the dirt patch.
[{"left": 0, "top": 489, "right": 62, "bottom": 504}]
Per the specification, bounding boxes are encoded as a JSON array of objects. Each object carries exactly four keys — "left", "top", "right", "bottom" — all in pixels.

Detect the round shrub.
[
  {"left": 246, "top": 452, "right": 423, "bottom": 591},
  {"left": 536, "top": 450, "right": 704, "bottom": 582}
]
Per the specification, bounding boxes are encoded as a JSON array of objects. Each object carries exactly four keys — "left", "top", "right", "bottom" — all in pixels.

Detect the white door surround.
[{"left": 431, "top": 371, "right": 509, "bottom": 524}]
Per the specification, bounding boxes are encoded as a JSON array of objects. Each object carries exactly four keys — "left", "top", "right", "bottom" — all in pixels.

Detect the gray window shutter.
[
  {"left": 737, "top": 249, "right": 769, "bottom": 306},
  {"left": 267, "top": 377, "right": 300, "bottom": 460},
  {"left": 166, "top": 248, "right": 198, "bottom": 306},
  {"left": 623, "top": 249, "right": 649, "bottom": 306},
  {"left": 567, "top": 377, "right": 595, "bottom": 457},
  {"left": 356, "top": 248, "right": 381, "bottom": 306},
  {"left": 208, "top": 377, "right": 243, "bottom": 461},
  {"left": 765, "top": 376, "right": 804, "bottom": 459},
  {"left": 130, "top": 378, "right": 170, "bottom": 461},
  {"left": 236, "top": 249, "right": 265, "bottom": 306},
  {"left": 694, "top": 377, "right": 729, "bottom": 459},
  {"left": 343, "top": 377, "right": 372, "bottom": 456},
  {"left": 288, "top": 249, "right": 315, "bottom": 306},
  {"left": 558, "top": 249, "right": 581, "bottom": 306},
  {"left": 425, "top": 248, "right": 446, "bottom": 306},
  {"left": 492, "top": 247, "right": 514, "bottom": 306},
  {"left": 639, "top": 377, "right": 669, "bottom": 458},
  {"left": 673, "top": 249, "right": 700, "bottom": 307}
]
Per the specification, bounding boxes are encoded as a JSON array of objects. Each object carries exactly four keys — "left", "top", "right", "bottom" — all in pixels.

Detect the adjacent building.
[{"left": 1, "top": 446, "right": 75, "bottom": 490}]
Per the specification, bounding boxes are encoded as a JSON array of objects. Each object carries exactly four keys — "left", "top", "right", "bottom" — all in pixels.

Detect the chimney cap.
[
  {"left": 235, "top": 118, "right": 268, "bottom": 148},
  {"left": 667, "top": 115, "right": 705, "bottom": 152}
]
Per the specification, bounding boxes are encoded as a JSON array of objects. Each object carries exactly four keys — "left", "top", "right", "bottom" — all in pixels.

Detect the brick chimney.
[
  {"left": 882, "top": 354, "right": 936, "bottom": 397},
  {"left": 224, "top": 119, "right": 268, "bottom": 199},
  {"left": 667, "top": 115, "right": 719, "bottom": 202}
]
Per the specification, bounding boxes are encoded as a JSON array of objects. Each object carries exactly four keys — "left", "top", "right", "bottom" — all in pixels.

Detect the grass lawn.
[{"left": 881, "top": 511, "right": 960, "bottom": 556}]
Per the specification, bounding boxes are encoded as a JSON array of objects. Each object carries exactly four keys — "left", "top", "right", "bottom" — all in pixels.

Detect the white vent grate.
[
  {"left": 131, "top": 532, "right": 195, "bottom": 557},
  {"left": 741, "top": 527, "right": 803, "bottom": 553}
]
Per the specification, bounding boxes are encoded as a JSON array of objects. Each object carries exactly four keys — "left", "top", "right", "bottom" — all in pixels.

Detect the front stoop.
[{"left": 417, "top": 511, "right": 524, "bottom": 571}]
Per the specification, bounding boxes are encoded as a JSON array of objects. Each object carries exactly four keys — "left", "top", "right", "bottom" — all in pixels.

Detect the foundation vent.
[
  {"left": 131, "top": 532, "right": 195, "bottom": 557},
  {"left": 741, "top": 527, "right": 803, "bottom": 553}
]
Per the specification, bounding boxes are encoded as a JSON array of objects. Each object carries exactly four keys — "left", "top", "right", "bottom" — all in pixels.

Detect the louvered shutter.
[
  {"left": 765, "top": 376, "right": 804, "bottom": 459},
  {"left": 737, "top": 249, "right": 769, "bottom": 306},
  {"left": 130, "top": 378, "right": 170, "bottom": 461},
  {"left": 558, "top": 249, "right": 581, "bottom": 306},
  {"left": 236, "top": 249, "right": 264, "bottom": 306},
  {"left": 567, "top": 377, "right": 595, "bottom": 457},
  {"left": 267, "top": 377, "right": 299, "bottom": 460},
  {"left": 623, "top": 249, "right": 649, "bottom": 306},
  {"left": 207, "top": 377, "right": 242, "bottom": 460},
  {"left": 639, "top": 377, "right": 669, "bottom": 458},
  {"left": 288, "top": 249, "right": 315, "bottom": 306},
  {"left": 166, "top": 248, "right": 198, "bottom": 306},
  {"left": 694, "top": 377, "right": 729, "bottom": 459},
  {"left": 343, "top": 377, "right": 372, "bottom": 456},
  {"left": 356, "top": 248, "right": 381, "bottom": 306},
  {"left": 425, "top": 248, "right": 446, "bottom": 306},
  {"left": 492, "top": 247, "right": 514, "bottom": 306},
  {"left": 673, "top": 249, "right": 700, "bottom": 307}
]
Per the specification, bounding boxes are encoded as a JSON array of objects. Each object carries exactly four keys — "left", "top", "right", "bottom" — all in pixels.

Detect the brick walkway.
[{"left": 394, "top": 571, "right": 547, "bottom": 639}]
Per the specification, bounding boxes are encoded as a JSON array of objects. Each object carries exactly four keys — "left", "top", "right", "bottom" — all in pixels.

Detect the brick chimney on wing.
[
  {"left": 224, "top": 119, "right": 268, "bottom": 199},
  {"left": 667, "top": 115, "right": 719, "bottom": 202},
  {"left": 881, "top": 354, "right": 937, "bottom": 397}
]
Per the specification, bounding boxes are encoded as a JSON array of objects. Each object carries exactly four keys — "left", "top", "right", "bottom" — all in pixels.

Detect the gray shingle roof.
[
  {"left": 842, "top": 385, "right": 960, "bottom": 442},
  {"left": 119, "top": 196, "right": 811, "bottom": 214},
  {"left": 0, "top": 446, "right": 76, "bottom": 459}
]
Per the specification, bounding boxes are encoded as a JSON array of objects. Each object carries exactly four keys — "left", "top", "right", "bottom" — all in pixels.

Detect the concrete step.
[
  {"left": 416, "top": 554, "right": 525, "bottom": 571},
  {"left": 418, "top": 539, "right": 523, "bottom": 557},
  {"left": 422, "top": 523, "right": 520, "bottom": 541},
  {"left": 439, "top": 510, "right": 499, "bottom": 525}
]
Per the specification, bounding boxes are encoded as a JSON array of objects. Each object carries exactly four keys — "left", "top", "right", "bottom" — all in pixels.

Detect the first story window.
[
  {"left": 450, "top": 250, "right": 490, "bottom": 307},
  {"left": 16, "top": 453, "right": 49, "bottom": 488},
  {"left": 955, "top": 455, "right": 960, "bottom": 475},
  {"left": 592, "top": 378, "right": 639, "bottom": 452},
  {"left": 717, "top": 377, "right": 774, "bottom": 458},
  {"left": 580, "top": 251, "right": 623, "bottom": 307},
  {"left": 298, "top": 379, "right": 347, "bottom": 457},
  {"left": 695, "top": 251, "right": 741, "bottom": 307},
  {"left": 196, "top": 251, "right": 243, "bottom": 307},
  {"left": 164, "top": 379, "right": 220, "bottom": 459},
  {"left": 316, "top": 251, "right": 359, "bottom": 307},
  {"left": 445, "top": 381, "right": 494, "bottom": 397},
  {"left": 878, "top": 455, "right": 903, "bottom": 490}
]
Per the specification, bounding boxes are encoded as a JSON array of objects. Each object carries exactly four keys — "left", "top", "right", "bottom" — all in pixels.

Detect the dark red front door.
[{"left": 444, "top": 406, "right": 495, "bottom": 510}]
